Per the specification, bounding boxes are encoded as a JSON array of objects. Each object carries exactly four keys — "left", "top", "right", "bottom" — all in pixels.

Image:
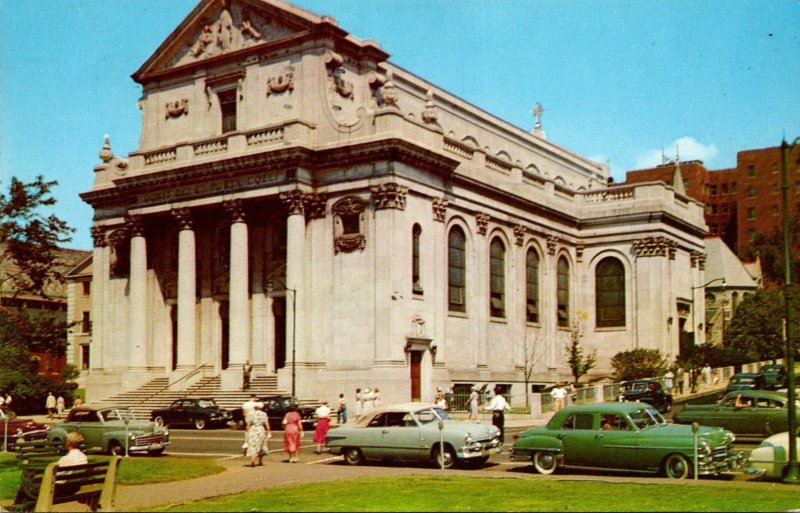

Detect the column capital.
[
  {"left": 304, "top": 193, "right": 327, "bottom": 220},
  {"left": 171, "top": 207, "right": 194, "bottom": 230},
  {"left": 280, "top": 190, "right": 305, "bottom": 216},
  {"left": 371, "top": 182, "right": 408, "bottom": 210},
  {"left": 126, "top": 215, "right": 145, "bottom": 237},
  {"left": 432, "top": 197, "right": 448, "bottom": 222},
  {"left": 475, "top": 213, "right": 490, "bottom": 235},
  {"left": 633, "top": 236, "right": 678, "bottom": 258},
  {"left": 91, "top": 225, "right": 108, "bottom": 247},
  {"left": 223, "top": 199, "right": 246, "bottom": 223}
]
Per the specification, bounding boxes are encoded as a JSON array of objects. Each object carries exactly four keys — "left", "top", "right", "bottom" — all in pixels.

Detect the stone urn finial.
[{"left": 99, "top": 134, "right": 113, "bottom": 163}]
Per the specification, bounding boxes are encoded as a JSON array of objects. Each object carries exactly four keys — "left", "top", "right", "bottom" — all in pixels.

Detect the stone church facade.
[{"left": 80, "top": 0, "right": 708, "bottom": 405}]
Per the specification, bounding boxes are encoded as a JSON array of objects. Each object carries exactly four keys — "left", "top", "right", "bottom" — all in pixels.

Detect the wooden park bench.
[{"left": 3, "top": 439, "right": 120, "bottom": 512}]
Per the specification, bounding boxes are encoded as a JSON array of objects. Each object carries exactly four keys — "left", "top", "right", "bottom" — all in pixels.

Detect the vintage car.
[
  {"left": 673, "top": 390, "right": 800, "bottom": 437},
  {"left": 229, "top": 396, "right": 315, "bottom": 431},
  {"left": 744, "top": 431, "right": 800, "bottom": 480},
  {"left": 151, "top": 398, "right": 232, "bottom": 430},
  {"left": 724, "top": 373, "right": 765, "bottom": 395},
  {"left": 48, "top": 406, "right": 170, "bottom": 456},
  {"left": 326, "top": 402, "right": 502, "bottom": 469},
  {"left": 616, "top": 379, "right": 673, "bottom": 413},
  {"left": 760, "top": 364, "right": 787, "bottom": 390},
  {"left": 0, "top": 406, "right": 49, "bottom": 450},
  {"left": 510, "top": 402, "right": 742, "bottom": 479}
]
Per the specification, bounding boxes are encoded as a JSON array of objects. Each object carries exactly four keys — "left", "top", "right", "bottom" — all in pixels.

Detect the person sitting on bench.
[{"left": 55, "top": 432, "right": 88, "bottom": 497}]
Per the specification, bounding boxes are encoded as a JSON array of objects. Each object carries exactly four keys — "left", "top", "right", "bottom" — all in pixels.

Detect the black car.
[
  {"left": 229, "top": 396, "right": 316, "bottom": 430},
  {"left": 759, "top": 364, "right": 787, "bottom": 390},
  {"left": 724, "top": 373, "right": 766, "bottom": 395},
  {"left": 616, "top": 379, "right": 673, "bottom": 413},
  {"left": 151, "top": 398, "right": 232, "bottom": 430}
]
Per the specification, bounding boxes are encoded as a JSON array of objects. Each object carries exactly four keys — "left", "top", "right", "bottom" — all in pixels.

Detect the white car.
[{"left": 744, "top": 431, "right": 800, "bottom": 480}]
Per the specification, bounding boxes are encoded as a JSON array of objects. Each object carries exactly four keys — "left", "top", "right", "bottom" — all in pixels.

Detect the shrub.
[{"left": 611, "top": 348, "right": 667, "bottom": 381}]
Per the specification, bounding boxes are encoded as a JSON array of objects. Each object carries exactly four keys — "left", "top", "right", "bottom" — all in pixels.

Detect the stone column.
[
  {"left": 127, "top": 216, "right": 148, "bottom": 370},
  {"left": 90, "top": 226, "right": 107, "bottom": 371},
  {"left": 225, "top": 200, "right": 250, "bottom": 368},
  {"left": 173, "top": 208, "right": 197, "bottom": 370},
  {"left": 280, "top": 191, "right": 305, "bottom": 368}
]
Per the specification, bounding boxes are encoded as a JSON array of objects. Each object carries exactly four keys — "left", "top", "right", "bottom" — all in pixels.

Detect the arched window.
[
  {"left": 526, "top": 248, "right": 540, "bottom": 323},
  {"left": 448, "top": 226, "right": 466, "bottom": 312},
  {"left": 595, "top": 257, "right": 625, "bottom": 328},
  {"left": 490, "top": 238, "right": 506, "bottom": 317},
  {"left": 557, "top": 256, "right": 570, "bottom": 327},
  {"left": 412, "top": 224, "right": 423, "bottom": 294}
]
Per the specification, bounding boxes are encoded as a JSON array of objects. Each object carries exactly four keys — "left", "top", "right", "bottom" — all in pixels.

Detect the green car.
[
  {"left": 326, "top": 402, "right": 502, "bottom": 469},
  {"left": 673, "top": 390, "right": 800, "bottom": 437},
  {"left": 510, "top": 402, "right": 742, "bottom": 479},
  {"left": 48, "top": 406, "right": 170, "bottom": 456}
]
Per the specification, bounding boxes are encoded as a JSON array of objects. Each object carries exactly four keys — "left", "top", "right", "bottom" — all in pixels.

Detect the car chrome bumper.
[{"left": 697, "top": 450, "right": 744, "bottom": 475}]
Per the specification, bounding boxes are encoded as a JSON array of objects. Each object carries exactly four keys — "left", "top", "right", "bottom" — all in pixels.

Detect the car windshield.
[
  {"left": 102, "top": 408, "right": 137, "bottom": 421},
  {"left": 619, "top": 382, "right": 648, "bottom": 392},
  {"left": 627, "top": 408, "right": 665, "bottom": 429},
  {"left": 731, "top": 377, "right": 754, "bottom": 385},
  {"left": 413, "top": 407, "right": 450, "bottom": 425},
  {"left": 197, "top": 400, "right": 217, "bottom": 408}
]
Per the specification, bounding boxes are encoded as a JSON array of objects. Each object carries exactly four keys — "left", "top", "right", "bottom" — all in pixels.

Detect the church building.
[{"left": 80, "top": 0, "right": 708, "bottom": 405}]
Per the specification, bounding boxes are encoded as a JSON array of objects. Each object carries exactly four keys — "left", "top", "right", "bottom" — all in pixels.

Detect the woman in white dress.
[{"left": 246, "top": 403, "right": 271, "bottom": 467}]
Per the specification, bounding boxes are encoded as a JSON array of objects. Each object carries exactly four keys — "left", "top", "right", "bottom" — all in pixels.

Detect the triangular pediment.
[{"left": 133, "top": 0, "right": 326, "bottom": 82}]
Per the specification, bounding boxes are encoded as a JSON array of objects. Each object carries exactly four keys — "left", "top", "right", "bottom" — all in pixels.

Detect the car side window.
[
  {"left": 385, "top": 412, "right": 407, "bottom": 427},
  {"left": 561, "top": 413, "right": 593, "bottom": 430},
  {"left": 722, "top": 396, "right": 737, "bottom": 407},
  {"left": 105, "top": 410, "right": 119, "bottom": 421},
  {"left": 754, "top": 398, "right": 771, "bottom": 408},
  {"left": 402, "top": 413, "right": 417, "bottom": 427},
  {"left": 367, "top": 413, "right": 387, "bottom": 427}
]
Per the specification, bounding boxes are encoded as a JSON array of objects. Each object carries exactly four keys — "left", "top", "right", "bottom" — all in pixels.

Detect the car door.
[
  {"left": 78, "top": 410, "right": 107, "bottom": 452},
  {"left": 556, "top": 412, "right": 605, "bottom": 468},
  {"left": 379, "top": 412, "right": 420, "bottom": 460},
  {"left": 593, "top": 413, "right": 641, "bottom": 470},
  {"left": 360, "top": 413, "right": 393, "bottom": 459}
]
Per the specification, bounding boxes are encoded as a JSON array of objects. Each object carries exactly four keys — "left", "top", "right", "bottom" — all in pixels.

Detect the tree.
[
  {"left": 611, "top": 348, "right": 667, "bottom": 381},
  {"left": 0, "top": 176, "right": 74, "bottom": 297},
  {"left": 740, "top": 220, "right": 800, "bottom": 287},
  {"left": 565, "top": 311, "right": 597, "bottom": 383},
  {"left": 522, "top": 333, "right": 546, "bottom": 408},
  {"left": 725, "top": 287, "right": 798, "bottom": 361}
]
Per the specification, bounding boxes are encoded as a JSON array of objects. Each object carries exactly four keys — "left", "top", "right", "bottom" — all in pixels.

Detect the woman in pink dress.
[{"left": 282, "top": 405, "right": 303, "bottom": 463}]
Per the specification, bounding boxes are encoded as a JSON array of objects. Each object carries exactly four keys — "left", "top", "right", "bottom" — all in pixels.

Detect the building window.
[
  {"left": 81, "top": 311, "right": 91, "bottom": 333},
  {"left": 709, "top": 185, "right": 717, "bottom": 196},
  {"left": 749, "top": 229, "right": 757, "bottom": 241},
  {"left": 412, "top": 224, "right": 423, "bottom": 295},
  {"left": 747, "top": 186, "right": 756, "bottom": 199},
  {"left": 81, "top": 345, "right": 90, "bottom": 370},
  {"left": 721, "top": 183, "right": 729, "bottom": 195},
  {"left": 219, "top": 89, "right": 237, "bottom": 133},
  {"left": 332, "top": 196, "right": 367, "bottom": 254},
  {"left": 747, "top": 165, "right": 755, "bottom": 177},
  {"left": 772, "top": 163, "right": 778, "bottom": 174},
  {"left": 773, "top": 204, "right": 779, "bottom": 216},
  {"left": 82, "top": 281, "right": 91, "bottom": 296},
  {"left": 709, "top": 204, "right": 718, "bottom": 215},
  {"left": 596, "top": 257, "right": 625, "bottom": 328},
  {"left": 448, "top": 226, "right": 466, "bottom": 313},
  {"left": 731, "top": 182, "right": 737, "bottom": 193},
  {"left": 722, "top": 203, "right": 729, "bottom": 214},
  {"left": 525, "top": 248, "right": 540, "bottom": 323},
  {"left": 489, "top": 238, "right": 505, "bottom": 318},
  {"left": 748, "top": 207, "right": 756, "bottom": 220},
  {"left": 773, "top": 183, "right": 779, "bottom": 195},
  {"left": 557, "top": 256, "right": 570, "bottom": 328}
]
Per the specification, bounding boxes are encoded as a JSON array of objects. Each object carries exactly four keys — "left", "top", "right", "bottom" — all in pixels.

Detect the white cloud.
[{"left": 634, "top": 137, "right": 719, "bottom": 169}]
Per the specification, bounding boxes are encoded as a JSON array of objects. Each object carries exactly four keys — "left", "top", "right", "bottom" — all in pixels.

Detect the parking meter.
[
  {"left": 692, "top": 422, "right": 699, "bottom": 480},
  {"left": 438, "top": 419, "right": 444, "bottom": 471}
]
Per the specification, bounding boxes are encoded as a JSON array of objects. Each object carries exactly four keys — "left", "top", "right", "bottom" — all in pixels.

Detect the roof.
[{"left": 704, "top": 237, "right": 760, "bottom": 290}]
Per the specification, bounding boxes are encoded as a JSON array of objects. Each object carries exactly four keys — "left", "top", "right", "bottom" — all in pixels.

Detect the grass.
[
  {"left": 142, "top": 475, "right": 800, "bottom": 512},
  {"left": 0, "top": 452, "right": 224, "bottom": 500}
]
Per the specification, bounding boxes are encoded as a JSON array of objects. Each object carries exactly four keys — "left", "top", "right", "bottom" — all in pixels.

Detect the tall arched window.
[
  {"left": 526, "top": 248, "right": 540, "bottom": 323},
  {"left": 490, "top": 238, "right": 506, "bottom": 317},
  {"left": 557, "top": 256, "right": 570, "bottom": 327},
  {"left": 595, "top": 257, "right": 625, "bottom": 327},
  {"left": 412, "top": 224, "right": 423, "bottom": 294},
  {"left": 448, "top": 226, "right": 466, "bottom": 313}
]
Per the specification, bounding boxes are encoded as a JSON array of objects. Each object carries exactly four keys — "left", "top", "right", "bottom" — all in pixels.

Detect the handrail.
[
  {"left": 140, "top": 363, "right": 210, "bottom": 404},
  {"left": 178, "top": 373, "right": 220, "bottom": 400}
]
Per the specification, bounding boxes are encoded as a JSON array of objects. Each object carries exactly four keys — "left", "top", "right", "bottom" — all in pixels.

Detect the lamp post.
[{"left": 780, "top": 136, "right": 799, "bottom": 484}]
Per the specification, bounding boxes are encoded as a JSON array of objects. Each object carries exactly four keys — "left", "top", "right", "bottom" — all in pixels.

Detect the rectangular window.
[
  {"left": 748, "top": 207, "right": 756, "bottom": 220},
  {"left": 773, "top": 204, "right": 779, "bottom": 216},
  {"left": 81, "top": 345, "right": 90, "bottom": 370},
  {"left": 747, "top": 186, "right": 756, "bottom": 199},
  {"left": 749, "top": 229, "right": 757, "bottom": 241},
  {"left": 747, "top": 165, "right": 755, "bottom": 177},
  {"left": 709, "top": 185, "right": 717, "bottom": 196},
  {"left": 721, "top": 183, "right": 729, "bottom": 195},
  {"left": 219, "top": 89, "right": 237, "bottom": 133},
  {"left": 81, "top": 311, "right": 91, "bottom": 333},
  {"left": 731, "top": 182, "right": 737, "bottom": 193},
  {"left": 82, "top": 281, "right": 91, "bottom": 296},
  {"left": 722, "top": 203, "right": 729, "bottom": 213}
]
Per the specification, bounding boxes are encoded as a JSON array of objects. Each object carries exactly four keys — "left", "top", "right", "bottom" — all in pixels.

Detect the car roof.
[
  {"left": 552, "top": 402, "right": 651, "bottom": 414},
  {"left": 731, "top": 373, "right": 762, "bottom": 378},
  {"left": 723, "top": 389, "right": 788, "bottom": 399}
]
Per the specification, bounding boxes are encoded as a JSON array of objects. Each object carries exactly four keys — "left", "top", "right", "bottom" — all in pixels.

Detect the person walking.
[
  {"left": 282, "top": 404, "right": 303, "bottom": 463},
  {"left": 246, "top": 403, "right": 270, "bottom": 467},
  {"left": 56, "top": 394, "right": 65, "bottom": 419},
  {"left": 242, "top": 360, "right": 252, "bottom": 391},
  {"left": 355, "top": 388, "right": 363, "bottom": 419},
  {"left": 46, "top": 392, "right": 56, "bottom": 419},
  {"left": 314, "top": 401, "right": 331, "bottom": 454},
  {"left": 468, "top": 386, "right": 480, "bottom": 422},
  {"left": 361, "top": 388, "right": 375, "bottom": 413},
  {"left": 702, "top": 363, "right": 712, "bottom": 387},
  {"left": 676, "top": 367, "right": 685, "bottom": 395},
  {"left": 372, "top": 387, "right": 382, "bottom": 409},
  {"left": 240, "top": 394, "right": 261, "bottom": 455},
  {"left": 336, "top": 393, "right": 348, "bottom": 424},
  {"left": 551, "top": 382, "right": 567, "bottom": 412},
  {"left": 484, "top": 387, "right": 511, "bottom": 442},
  {"left": 663, "top": 368, "right": 675, "bottom": 395}
]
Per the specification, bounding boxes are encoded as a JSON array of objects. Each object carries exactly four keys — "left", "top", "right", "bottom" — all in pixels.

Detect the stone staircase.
[{"left": 90, "top": 374, "right": 297, "bottom": 421}]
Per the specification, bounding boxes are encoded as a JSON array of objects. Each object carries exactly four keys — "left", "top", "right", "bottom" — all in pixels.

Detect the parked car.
[
  {"left": 725, "top": 373, "right": 766, "bottom": 395},
  {"left": 326, "top": 402, "right": 502, "bottom": 469},
  {"left": 48, "top": 406, "right": 170, "bottom": 456},
  {"left": 510, "top": 402, "right": 742, "bottom": 479},
  {"left": 151, "top": 398, "right": 232, "bottom": 430},
  {"left": 0, "top": 406, "right": 49, "bottom": 450},
  {"left": 229, "top": 396, "right": 315, "bottom": 431},
  {"left": 673, "top": 390, "right": 800, "bottom": 437},
  {"left": 744, "top": 431, "right": 800, "bottom": 480},
  {"left": 760, "top": 364, "right": 787, "bottom": 390},
  {"left": 616, "top": 379, "right": 673, "bottom": 413}
]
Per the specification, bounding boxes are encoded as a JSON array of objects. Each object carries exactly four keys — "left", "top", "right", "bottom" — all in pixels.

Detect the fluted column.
[
  {"left": 173, "top": 208, "right": 197, "bottom": 369},
  {"left": 90, "top": 226, "right": 107, "bottom": 371},
  {"left": 280, "top": 191, "right": 305, "bottom": 368},
  {"left": 128, "top": 216, "right": 148, "bottom": 369},
  {"left": 225, "top": 200, "right": 249, "bottom": 368}
]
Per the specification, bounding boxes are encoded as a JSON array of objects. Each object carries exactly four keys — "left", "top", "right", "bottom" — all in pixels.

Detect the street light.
[
  {"left": 780, "top": 136, "right": 799, "bottom": 484},
  {"left": 691, "top": 277, "right": 726, "bottom": 290}
]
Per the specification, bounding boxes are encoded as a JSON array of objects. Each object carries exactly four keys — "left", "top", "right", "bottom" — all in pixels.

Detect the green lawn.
[{"left": 143, "top": 475, "right": 800, "bottom": 512}]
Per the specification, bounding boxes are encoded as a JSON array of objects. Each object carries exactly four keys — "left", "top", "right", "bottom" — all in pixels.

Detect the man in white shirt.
[
  {"left": 483, "top": 387, "right": 511, "bottom": 442},
  {"left": 58, "top": 432, "right": 88, "bottom": 468},
  {"left": 551, "top": 382, "right": 568, "bottom": 412}
]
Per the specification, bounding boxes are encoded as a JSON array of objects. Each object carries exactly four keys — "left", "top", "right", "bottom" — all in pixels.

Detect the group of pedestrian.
[
  {"left": 240, "top": 394, "right": 310, "bottom": 466},
  {"left": 45, "top": 392, "right": 67, "bottom": 419},
  {"left": 354, "top": 386, "right": 381, "bottom": 419}
]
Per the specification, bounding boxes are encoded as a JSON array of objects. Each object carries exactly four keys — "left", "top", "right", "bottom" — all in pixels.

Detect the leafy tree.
[
  {"left": 725, "top": 287, "right": 799, "bottom": 361},
  {"left": 611, "top": 348, "right": 667, "bottom": 381},
  {"left": 691, "top": 342, "right": 744, "bottom": 368},
  {"left": 565, "top": 311, "right": 597, "bottom": 383},
  {"left": 0, "top": 176, "right": 74, "bottom": 297},
  {"left": 739, "top": 219, "right": 800, "bottom": 287}
]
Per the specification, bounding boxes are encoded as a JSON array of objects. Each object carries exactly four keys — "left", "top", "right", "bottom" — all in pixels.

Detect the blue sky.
[{"left": 1, "top": 0, "right": 799, "bottom": 250}]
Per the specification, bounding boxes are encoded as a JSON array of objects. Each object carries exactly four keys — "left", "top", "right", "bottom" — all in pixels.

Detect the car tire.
[
  {"left": 344, "top": 447, "right": 364, "bottom": 465},
  {"left": 532, "top": 451, "right": 558, "bottom": 475},
  {"left": 108, "top": 440, "right": 124, "bottom": 456},
  {"left": 194, "top": 418, "right": 206, "bottom": 430},
  {"left": 663, "top": 453, "right": 691, "bottom": 479},
  {"left": 153, "top": 416, "right": 165, "bottom": 427},
  {"left": 433, "top": 445, "right": 456, "bottom": 469},
  {"left": 148, "top": 448, "right": 165, "bottom": 456}
]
